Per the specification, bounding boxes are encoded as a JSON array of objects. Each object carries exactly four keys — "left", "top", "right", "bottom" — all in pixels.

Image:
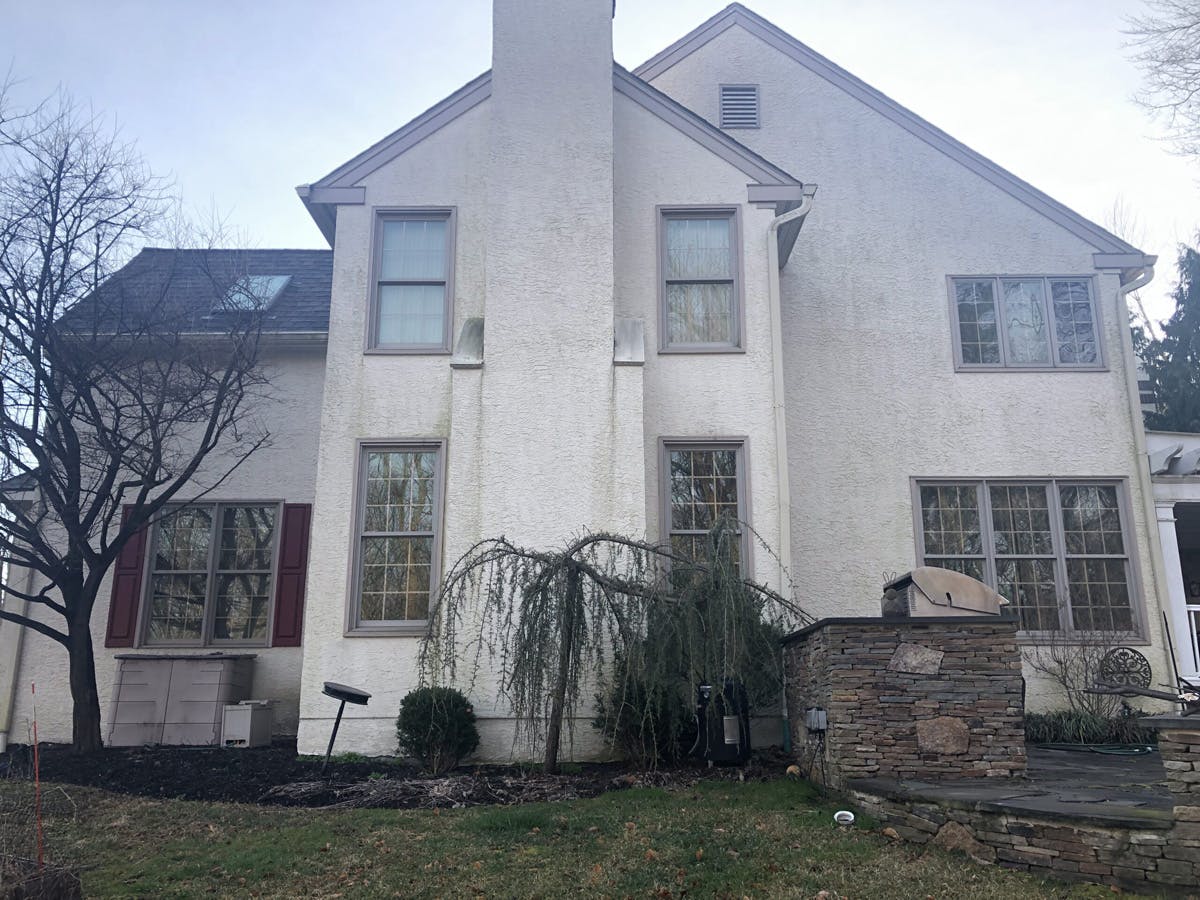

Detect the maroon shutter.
[
  {"left": 105, "top": 505, "right": 148, "bottom": 648},
  {"left": 271, "top": 503, "right": 312, "bottom": 647}
]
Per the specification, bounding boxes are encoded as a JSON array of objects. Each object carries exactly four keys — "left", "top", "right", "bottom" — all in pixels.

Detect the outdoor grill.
[{"left": 881, "top": 567, "right": 1009, "bottom": 618}]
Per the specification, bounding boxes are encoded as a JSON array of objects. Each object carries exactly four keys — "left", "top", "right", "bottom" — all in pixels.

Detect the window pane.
[
  {"left": 1051, "top": 280, "right": 1097, "bottom": 365},
  {"left": 363, "top": 451, "right": 436, "bottom": 535},
  {"left": 380, "top": 219, "right": 446, "bottom": 280},
  {"left": 1001, "top": 279, "right": 1051, "bottom": 365},
  {"left": 925, "top": 557, "right": 985, "bottom": 582},
  {"left": 378, "top": 284, "right": 445, "bottom": 345},
  {"left": 918, "top": 485, "right": 982, "bottom": 556},
  {"left": 996, "top": 558, "right": 1060, "bottom": 631},
  {"left": 989, "top": 485, "right": 1053, "bottom": 555},
  {"left": 669, "top": 449, "right": 739, "bottom": 534},
  {"left": 1060, "top": 485, "right": 1124, "bottom": 555},
  {"left": 359, "top": 535, "right": 433, "bottom": 621},
  {"left": 666, "top": 282, "right": 734, "bottom": 344},
  {"left": 153, "top": 508, "right": 212, "bottom": 571},
  {"left": 954, "top": 280, "right": 1000, "bottom": 364},
  {"left": 148, "top": 573, "right": 208, "bottom": 641},
  {"left": 217, "top": 506, "right": 276, "bottom": 571},
  {"left": 1066, "top": 558, "right": 1133, "bottom": 631},
  {"left": 212, "top": 573, "right": 270, "bottom": 640},
  {"left": 665, "top": 217, "right": 731, "bottom": 278}
]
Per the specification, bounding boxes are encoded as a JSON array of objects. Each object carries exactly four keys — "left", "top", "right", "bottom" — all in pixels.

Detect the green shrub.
[
  {"left": 1024, "top": 707, "right": 1156, "bottom": 746},
  {"left": 397, "top": 686, "right": 480, "bottom": 774},
  {"left": 595, "top": 674, "right": 691, "bottom": 770}
]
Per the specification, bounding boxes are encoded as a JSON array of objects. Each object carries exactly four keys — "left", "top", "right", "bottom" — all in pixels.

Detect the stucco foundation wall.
[
  {"left": 647, "top": 24, "right": 1172, "bottom": 706},
  {"left": 3, "top": 345, "right": 326, "bottom": 745}
]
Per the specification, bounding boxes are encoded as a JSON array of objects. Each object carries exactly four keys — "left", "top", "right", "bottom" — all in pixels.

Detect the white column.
[{"left": 1156, "top": 501, "right": 1198, "bottom": 678}]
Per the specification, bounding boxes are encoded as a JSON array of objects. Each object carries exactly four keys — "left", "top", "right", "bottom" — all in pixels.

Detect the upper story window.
[
  {"left": 949, "top": 276, "right": 1102, "bottom": 370},
  {"left": 350, "top": 442, "right": 443, "bottom": 630},
  {"left": 368, "top": 209, "right": 454, "bottom": 352},
  {"left": 915, "top": 479, "right": 1138, "bottom": 634},
  {"left": 145, "top": 503, "right": 279, "bottom": 645},
  {"left": 660, "top": 209, "right": 742, "bottom": 352},
  {"left": 719, "top": 85, "right": 760, "bottom": 129}
]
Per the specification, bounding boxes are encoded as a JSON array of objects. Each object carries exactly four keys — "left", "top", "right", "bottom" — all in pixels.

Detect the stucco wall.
[
  {"left": 2, "top": 344, "right": 326, "bottom": 745},
  {"left": 646, "top": 23, "right": 1171, "bottom": 709}
]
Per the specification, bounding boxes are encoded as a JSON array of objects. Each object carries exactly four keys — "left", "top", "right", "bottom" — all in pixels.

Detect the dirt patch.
[{"left": 1, "top": 742, "right": 792, "bottom": 809}]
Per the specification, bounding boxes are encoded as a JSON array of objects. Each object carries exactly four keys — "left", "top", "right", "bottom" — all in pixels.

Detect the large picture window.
[
  {"left": 659, "top": 209, "right": 741, "bottom": 350},
  {"left": 351, "top": 442, "right": 443, "bottom": 628},
  {"left": 145, "top": 503, "right": 279, "bottom": 644},
  {"left": 368, "top": 209, "right": 454, "bottom": 352},
  {"left": 949, "top": 276, "right": 1102, "bottom": 369},
  {"left": 915, "top": 479, "right": 1138, "bottom": 633},
  {"left": 663, "top": 441, "right": 748, "bottom": 576}
]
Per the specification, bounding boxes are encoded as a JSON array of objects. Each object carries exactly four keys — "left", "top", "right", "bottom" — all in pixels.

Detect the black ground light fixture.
[{"left": 321, "top": 681, "right": 371, "bottom": 774}]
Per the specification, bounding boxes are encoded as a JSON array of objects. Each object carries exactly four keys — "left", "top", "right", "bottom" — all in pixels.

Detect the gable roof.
[
  {"left": 298, "top": 65, "right": 806, "bottom": 244},
  {"left": 60, "top": 248, "right": 333, "bottom": 336},
  {"left": 636, "top": 3, "right": 1152, "bottom": 263}
]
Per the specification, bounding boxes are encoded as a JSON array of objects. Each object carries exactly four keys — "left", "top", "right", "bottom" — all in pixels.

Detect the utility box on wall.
[{"left": 107, "top": 654, "right": 255, "bottom": 746}]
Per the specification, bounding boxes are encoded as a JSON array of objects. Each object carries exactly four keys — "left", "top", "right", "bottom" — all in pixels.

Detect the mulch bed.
[{"left": 0, "top": 742, "right": 791, "bottom": 810}]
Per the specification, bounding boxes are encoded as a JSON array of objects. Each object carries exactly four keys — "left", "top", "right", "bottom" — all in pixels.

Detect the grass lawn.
[{"left": 0, "top": 778, "right": 1116, "bottom": 898}]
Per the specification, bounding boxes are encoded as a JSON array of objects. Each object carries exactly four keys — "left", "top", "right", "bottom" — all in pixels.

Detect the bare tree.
[
  {"left": 1128, "top": 1, "right": 1200, "bottom": 156},
  {"left": 0, "top": 84, "right": 269, "bottom": 752}
]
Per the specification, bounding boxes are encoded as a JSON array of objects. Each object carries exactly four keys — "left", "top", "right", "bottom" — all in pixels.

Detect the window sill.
[
  {"left": 364, "top": 348, "right": 452, "bottom": 357},
  {"left": 1016, "top": 631, "right": 1148, "bottom": 647},
  {"left": 344, "top": 624, "right": 428, "bottom": 638},
  {"left": 953, "top": 364, "right": 1109, "bottom": 374},
  {"left": 658, "top": 346, "right": 746, "bottom": 355}
]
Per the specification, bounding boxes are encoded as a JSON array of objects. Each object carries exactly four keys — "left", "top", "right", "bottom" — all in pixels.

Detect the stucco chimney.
[{"left": 480, "top": 0, "right": 640, "bottom": 544}]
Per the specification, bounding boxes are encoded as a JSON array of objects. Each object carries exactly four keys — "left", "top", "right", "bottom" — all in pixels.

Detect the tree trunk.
[
  {"left": 544, "top": 564, "right": 581, "bottom": 775},
  {"left": 67, "top": 617, "right": 103, "bottom": 754}
]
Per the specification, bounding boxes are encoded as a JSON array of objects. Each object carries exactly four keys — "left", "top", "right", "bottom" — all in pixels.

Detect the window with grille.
[
  {"left": 351, "top": 443, "right": 443, "bottom": 627},
  {"left": 719, "top": 85, "right": 760, "bottom": 129},
  {"left": 664, "top": 441, "right": 747, "bottom": 580},
  {"left": 915, "top": 479, "right": 1137, "bottom": 633},
  {"left": 950, "top": 276, "right": 1102, "bottom": 369}
]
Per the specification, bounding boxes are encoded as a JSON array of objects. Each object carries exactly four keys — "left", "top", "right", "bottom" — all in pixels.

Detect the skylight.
[{"left": 219, "top": 274, "right": 291, "bottom": 312}]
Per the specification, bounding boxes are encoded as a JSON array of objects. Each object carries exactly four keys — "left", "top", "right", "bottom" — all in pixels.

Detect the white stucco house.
[{"left": 0, "top": 1, "right": 1182, "bottom": 757}]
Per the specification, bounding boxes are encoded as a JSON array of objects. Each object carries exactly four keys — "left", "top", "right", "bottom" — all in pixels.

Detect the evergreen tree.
[{"left": 1142, "top": 245, "right": 1200, "bottom": 432}]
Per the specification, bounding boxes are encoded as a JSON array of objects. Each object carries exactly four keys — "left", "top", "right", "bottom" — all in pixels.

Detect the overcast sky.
[{"left": 4, "top": 0, "right": 1198, "bottom": 321}]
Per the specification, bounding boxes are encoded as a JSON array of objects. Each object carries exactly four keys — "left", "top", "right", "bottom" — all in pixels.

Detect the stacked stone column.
[{"left": 1144, "top": 717, "right": 1200, "bottom": 886}]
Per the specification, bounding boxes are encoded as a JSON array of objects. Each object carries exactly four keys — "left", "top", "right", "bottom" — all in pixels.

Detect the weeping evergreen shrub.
[
  {"left": 421, "top": 521, "right": 807, "bottom": 772},
  {"left": 396, "top": 686, "right": 480, "bottom": 774}
]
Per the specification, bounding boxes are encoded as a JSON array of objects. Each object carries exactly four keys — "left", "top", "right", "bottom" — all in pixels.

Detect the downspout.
[
  {"left": 0, "top": 561, "right": 35, "bottom": 753},
  {"left": 1115, "top": 265, "right": 1174, "bottom": 672},
  {"left": 766, "top": 189, "right": 816, "bottom": 592},
  {"left": 767, "top": 189, "right": 815, "bottom": 755}
]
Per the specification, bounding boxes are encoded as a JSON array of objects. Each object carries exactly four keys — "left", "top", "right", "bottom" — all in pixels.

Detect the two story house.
[{"left": 0, "top": 1, "right": 1172, "bottom": 757}]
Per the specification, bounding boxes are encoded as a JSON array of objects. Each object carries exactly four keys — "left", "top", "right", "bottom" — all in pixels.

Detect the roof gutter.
[
  {"left": 1114, "top": 264, "right": 1177, "bottom": 669},
  {"left": 765, "top": 185, "right": 817, "bottom": 593}
]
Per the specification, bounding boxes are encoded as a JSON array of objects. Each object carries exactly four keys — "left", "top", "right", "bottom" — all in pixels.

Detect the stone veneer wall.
[
  {"left": 847, "top": 717, "right": 1200, "bottom": 891},
  {"left": 782, "top": 617, "right": 1025, "bottom": 786}
]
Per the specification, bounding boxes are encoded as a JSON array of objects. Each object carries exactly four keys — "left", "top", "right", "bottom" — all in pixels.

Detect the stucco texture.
[{"left": 647, "top": 23, "right": 1172, "bottom": 709}]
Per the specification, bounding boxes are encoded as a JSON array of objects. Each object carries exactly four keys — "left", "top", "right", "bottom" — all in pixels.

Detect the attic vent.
[
  {"left": 719, "top": 85, "right": 759, "bottom": 129},
  {"left": 219, "top": 275, "right": 291, "bottom": 312}
]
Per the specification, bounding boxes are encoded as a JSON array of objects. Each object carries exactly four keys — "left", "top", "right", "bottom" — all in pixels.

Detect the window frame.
[
  {"left": 365, "top": 207, "right": 456, "bottom": 355},
  {"left": 346, "top": 438, "right": 447, "bottom": 636},
  {"left": 718, "top": 84, "right": 761, "bottom": 129},
  {"left": 946, "top": 274, "right": 1106, "bottom": 371},
  {"left": 659, "top": 437, "right": 753, "bottom": 576},
  {"left": 138, "top": 500, "right": 284, "bottom": 648},
  {"left": 910, "top": 477, "right": 1146, "bottom": 640},
  {"left": 657, "top": 206, "right": 745, "bottom": 354}
]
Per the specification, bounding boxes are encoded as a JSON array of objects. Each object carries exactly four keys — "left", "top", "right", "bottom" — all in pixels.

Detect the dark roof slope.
[{"left": 60, "top": 248, "right": 333, "bottom": 334}]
